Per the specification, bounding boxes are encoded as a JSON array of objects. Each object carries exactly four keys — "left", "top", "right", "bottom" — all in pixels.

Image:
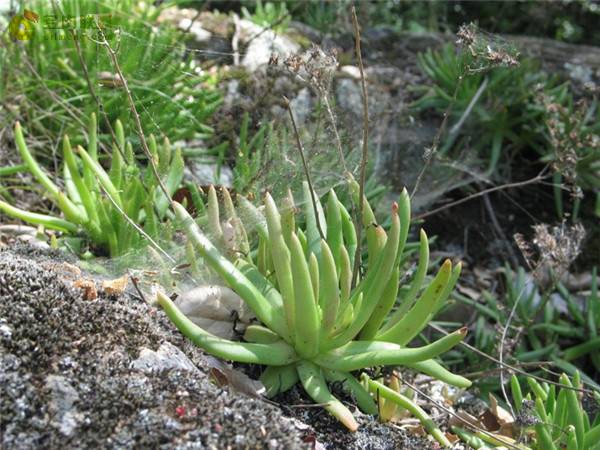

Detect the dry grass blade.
[{"left": 94, "top": 19, "right": 171, "bottom": 206}]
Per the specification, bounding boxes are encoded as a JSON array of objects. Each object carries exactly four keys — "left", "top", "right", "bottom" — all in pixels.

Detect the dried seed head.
[
  {"left": 283, "top": 44, "right": 338, "bottom": 96},
  {"left": 515, "top": 400, "right": 541, "bottom": 428},
  {"left": 515, "top": 222, "right": 586, "bottom": 280}
]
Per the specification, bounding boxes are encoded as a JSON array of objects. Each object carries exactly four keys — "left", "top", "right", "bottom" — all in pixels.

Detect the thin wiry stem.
[
  {"left": 428, "top": 322, "right": 596, "bottom": 395},
  {"left": 322, "top": 95, "right": 348, "bottom": 171},
  {"left": 98, "top": 183, "right": 175, "bottom": 263},
  {"left": 21, "top": 57, "right": 86, "bottom": 129},
  {"left": 350, "top": 6, "right": 369, "bottom": 288},
  {"left": 94, "top": 20, "right": 172, "bottom": 206},
  {"left": 499, "top": 285, "right": 524, "bottom": 419},
  {"left": 410, "top": 78, "right": 463, "bottom": 200},
  {"left": 72, "top": 30, "right": 123, "bottom": 158},
  {"left": 414, "top": 168, "right": 549, "bottom": 220},
  {"left": 284, "top": 96, "right": 325, "bottom": 240}
]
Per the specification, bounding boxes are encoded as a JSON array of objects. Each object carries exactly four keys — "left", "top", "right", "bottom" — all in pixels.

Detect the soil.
[
  {"left": 0, "top": 242, "right": 433, "bottom": 450},
  {"left": 422, "top": 158, "right": 599, "bottom": 274}
]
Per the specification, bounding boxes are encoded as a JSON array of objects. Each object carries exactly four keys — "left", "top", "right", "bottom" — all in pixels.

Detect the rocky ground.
[{"left": 0, "top": 242, "right": 434, "bottom": 450}]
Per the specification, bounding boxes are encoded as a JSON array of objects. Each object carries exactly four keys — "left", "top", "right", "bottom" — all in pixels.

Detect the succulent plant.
[
  {"left": 454, "top": 372, "right": 600, "bottom": 449},
  {"left": 157, "top": 177, "right": 470, "bottom": 443},
  {"left": 0, "top": 117, "right": 183, "bottom": 256}
]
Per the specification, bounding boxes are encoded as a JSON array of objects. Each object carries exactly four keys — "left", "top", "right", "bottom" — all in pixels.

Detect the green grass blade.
[
  {"left": 319, "top": 239, "right": 340, "bottom": 335},
  {"left": 405, "top": 359, "right": 472, "bottom": 388},
  {"left": 14, "top": 122, "right": 82, "bottom": 223},
  {"left": 77, "top": 146, "right": 123, "bottom": 208},
  {"left": 260, "top": 364, "right": 299, "bottom": 397},
  {"left": 363, "top": 374, "right": 451, "bottom": 447},
  {"left": 316, "top": 327, "right": 466, "bottom": 371},
  {"left": 265, "top": 193, "right": 296, "bottom": 339},
  {"left": 383, "top": 230, "right": 429, "bottom": 331}
]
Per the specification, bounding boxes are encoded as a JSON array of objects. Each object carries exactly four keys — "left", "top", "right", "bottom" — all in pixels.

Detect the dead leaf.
[
  {"left": 175, "top": 285, "right": 255, "bottom": 339},
  {"left": 488, "top": 393, "right": 515, "bottom": 437},
  {"left": 102, "top": 274, "right": 128, "bottom": 296},
  {"left": 403, "top": 423, "right": 426, "bottom": 436},
  {"left": 73, "top": 278, "right": 98, "bottom": 300},
  {"left": 445, "top": 432, "right": 459, "bottom": 444},
  {"left": 24, "top": 9, "right": 39, "bottom": 22},
  {"left": 206, "top": 356, "right": 266, "bottom": 398}
]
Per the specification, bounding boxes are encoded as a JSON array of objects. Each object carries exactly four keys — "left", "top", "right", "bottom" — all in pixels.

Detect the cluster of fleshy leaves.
[
  {"left": 157, "top": 176, "right": 471, "bottom": 443},
  {"left": 510, "top": 373, "right": 600, "bottom": 450},
  {"left": 0, "top": 117, "right": 183, "bottom": 257},
  {"left": 454, "top": 372, "right": 600, "bottom": 450}
]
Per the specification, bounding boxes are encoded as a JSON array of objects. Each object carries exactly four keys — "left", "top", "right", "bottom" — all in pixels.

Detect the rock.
[
  {"left": 45, "top": 375, "right": 81, "bottom": 437},
  {"left": 179, "top": 18, "right": 212, "bottom": 43},
  {"left": 224, "top": 79, "right": 242, "bottom": 108},
  {"left": 0, "top": 245, "right": 310, "bottom": 449},
  {"left": 237, "top": 19, "right": 300, "bottom": 72},
  {"left": 335, "top": 78, "right": 363, "bottom": 116},
  {"left": 131, "top": 342, "right": 199, "bottom": 374},
  {"left": 17, "top": 233, "right": 50, "bottom": 249},
  {"left": 183, "top": 159, "right": 234, "bottom": 187},
  {"left": 340, "top": 65, "right": 362, "bottom": 79},
  {"left": 289, "top": 87, "right": 312, "bottom": 125}
]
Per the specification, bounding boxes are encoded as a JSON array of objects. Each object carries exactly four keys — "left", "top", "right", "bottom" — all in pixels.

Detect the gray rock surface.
[
  {"left": 0, "top": 244, "right": 308, "bottom": 450},
  {"left": 237, "top": 19, "right": 300, "bottom": 72},
  {"left": 131, "top": 342, "right": 199, "bottom": 374}
]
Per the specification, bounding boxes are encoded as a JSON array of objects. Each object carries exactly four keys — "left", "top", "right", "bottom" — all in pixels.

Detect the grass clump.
[
  {"left": 414, "top": 24, "right": 599, "bottom": 218},
  {"left": 242, "top": 0, "right": 290, "bottom": 32},
  {"left": 413, "top": 39, "right": 550, "bottom": 176},
  {"left": 2, "top": 0, "right": 221, "bottom": 148}
]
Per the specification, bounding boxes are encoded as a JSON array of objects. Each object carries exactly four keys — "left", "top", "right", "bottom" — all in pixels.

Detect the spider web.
[{"left": 1, "top": 1, "right": 368, "bottom": 283}]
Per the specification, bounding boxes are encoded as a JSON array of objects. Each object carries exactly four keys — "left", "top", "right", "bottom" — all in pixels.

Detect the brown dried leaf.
[
  {"left": 73, "top": 278, "right": 98, "bottom": 300},
  {"left": 488, "top": 393, "right": 515, "bottom": 437},
  {"left": 24, "top": 9, "right": 39, "bottom": 22},
  {"left": 102, "top": 274, "right": 129, "bottom": 296},
  {"left": 206, "top": 356, "right": 266, "bottom": 398},
  {"left": 445, "top": 432, "right": 459, "bottom": 444}
]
